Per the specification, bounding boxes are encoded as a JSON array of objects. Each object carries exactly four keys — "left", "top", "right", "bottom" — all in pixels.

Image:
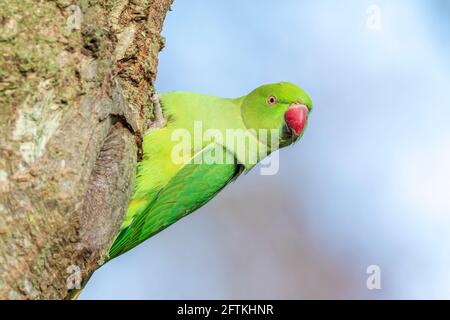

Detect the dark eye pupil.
[{"left": 269, "top": 97, "right": 275, "bottom": 103}]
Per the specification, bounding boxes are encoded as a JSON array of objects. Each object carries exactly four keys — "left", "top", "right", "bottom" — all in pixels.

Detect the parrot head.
[{"left": 240, "top": 82, "right": 312, "bottom": 148}]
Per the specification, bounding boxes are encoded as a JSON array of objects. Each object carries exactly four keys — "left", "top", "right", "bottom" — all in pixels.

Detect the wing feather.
[{"left": 108, "top": 144, "right": 243, "bottom": 259}]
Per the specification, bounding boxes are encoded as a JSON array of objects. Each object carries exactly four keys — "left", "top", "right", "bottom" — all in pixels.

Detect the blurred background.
[{"left": 81, "top": 0, "right": 450, "bottom": 299}]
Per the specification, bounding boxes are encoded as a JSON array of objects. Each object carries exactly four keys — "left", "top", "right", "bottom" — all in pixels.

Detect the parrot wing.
[{"left": 108, "top": 143, "right": 243, "bottom": 259}]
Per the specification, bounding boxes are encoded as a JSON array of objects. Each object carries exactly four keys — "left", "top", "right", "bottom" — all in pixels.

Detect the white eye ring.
[{"left": 267, "top": 95, "right": 277, "bottom": 105}]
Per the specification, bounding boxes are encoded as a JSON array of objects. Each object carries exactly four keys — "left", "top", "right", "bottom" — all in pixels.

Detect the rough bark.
[{"left": 0, "top": 0, "right": 173, "bottom": 299}]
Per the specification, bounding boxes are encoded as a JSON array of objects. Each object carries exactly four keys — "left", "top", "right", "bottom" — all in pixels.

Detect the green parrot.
[
  {"left": 108, "top": 81, "right": 312, "bottom": 259},
  {"left": 69, "top": 82, "right": 312, "bottom": 299}
]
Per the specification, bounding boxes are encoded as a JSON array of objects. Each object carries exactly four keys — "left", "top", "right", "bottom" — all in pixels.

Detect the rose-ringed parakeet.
[{"left": 108, "top": 82, "right": 312, "bottom": 259}]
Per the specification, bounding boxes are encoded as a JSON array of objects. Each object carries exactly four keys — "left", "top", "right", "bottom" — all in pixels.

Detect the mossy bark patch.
[{"left": 0, "top": 0, "right": 173, "bottom": 299}]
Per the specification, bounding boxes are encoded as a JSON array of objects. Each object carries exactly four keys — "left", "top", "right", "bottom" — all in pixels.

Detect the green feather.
[
  {"left": 109, "top": 144, "right": 242, "bottom": 258},
  {"left": 107, "top": 82, "right": 312, "bottom": 260}
]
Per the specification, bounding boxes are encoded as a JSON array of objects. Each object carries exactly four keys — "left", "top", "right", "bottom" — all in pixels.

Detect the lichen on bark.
[{"left": 0, "top": 0, "right": 173, "bottom": 299}]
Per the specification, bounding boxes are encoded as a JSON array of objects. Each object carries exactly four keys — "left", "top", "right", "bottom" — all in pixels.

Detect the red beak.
[{"left": 284, "top": 104, "right": 309, "bottom": 136}]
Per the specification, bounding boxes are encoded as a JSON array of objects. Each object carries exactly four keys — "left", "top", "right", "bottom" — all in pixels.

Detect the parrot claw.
[{"left": 148, "top": 93, "right": 166, "bottom": 131}]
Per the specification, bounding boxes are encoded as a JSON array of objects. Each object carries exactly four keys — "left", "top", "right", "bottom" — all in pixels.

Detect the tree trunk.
[{"left": 0, "top": 0, "right": 173, "bottom": 299}]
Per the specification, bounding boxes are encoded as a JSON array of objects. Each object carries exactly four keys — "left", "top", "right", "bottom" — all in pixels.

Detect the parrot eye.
[{"left": 267, "top": 96, "right": 277, "bottom": 106}]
